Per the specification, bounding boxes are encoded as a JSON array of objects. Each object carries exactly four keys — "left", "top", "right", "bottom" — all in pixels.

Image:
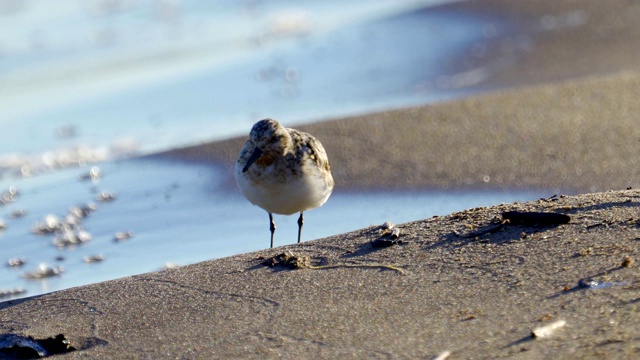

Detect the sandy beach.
[
  {"left": 2, "top": 190, "right": 640, "bottom": 359},
  {"left": 2, "top": 0, "right": 640, "bottom": 358}
]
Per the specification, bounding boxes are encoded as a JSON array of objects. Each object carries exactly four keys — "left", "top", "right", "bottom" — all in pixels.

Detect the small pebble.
[
  {"left": 84, "top": 255, "right": 104, "bottom": 263},
  {"left": 381, "top": 221, "right": 395, "bottom": 230},
  {"left": 80, "top": 202, "right": 97, "bottom": 216},
  {"left": 371, "top": 223, "right": 403, "bottom": 248},
  {"left": 78, "top": 166, "right": 102, "bottom": 182},
  {"left": 8, "top": 209, "right": 26, "bottom": 218},
  {"left": 32, "top": 214, "right": 62, "bottom": 235},
  {"left": 113, "top": 231, "right": 134, "bottom": 242},
  {"left": 66, "top": 202, "right": 97, "bottom": 220},
  {"left": 0, "top": 186, "right": 18, "bottom": 204},
  {"left": 96, "top": 191, "right": 116, "bottom": 202},
  {"left": 578, "top": 278, "right": 600, "bottom": 289},
  {"left": 0, "top": 288, "right": 26, "bottom": 299},
  {"left": 52, "top": 230, "right": 92, "bottom": 248},
  {"left": 22, "top": 264, "right": 63, "bottom": 279},
  {"left": 6, "top": 258, "right": 26, "bottom": 267},
  {"left": 64, "top": 214, "right": 81, "bottom": 227},
  {"left": 163, "top": 262, "right": 181, "bottom": 270}
]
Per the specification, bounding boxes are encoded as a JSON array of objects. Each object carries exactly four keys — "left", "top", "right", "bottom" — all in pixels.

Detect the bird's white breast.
[{"left": 235, "top": 160, "right": 333, "bottom": 215}]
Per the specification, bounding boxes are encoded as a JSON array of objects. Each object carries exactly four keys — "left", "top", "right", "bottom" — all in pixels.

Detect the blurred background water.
[
  {"left": 0, "top": 0, "right": 503, "bottom": 157},
  {"left": 0, "top": 0, "right": 545, "bottom": 299}
]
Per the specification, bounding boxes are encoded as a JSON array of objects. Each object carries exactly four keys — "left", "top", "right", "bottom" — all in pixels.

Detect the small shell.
[
  {"left": 532, "top": 320, "right": 566, "bottom": 338},
  {"left": 433, "top": 350, "right": 451, "bottom": 360}
]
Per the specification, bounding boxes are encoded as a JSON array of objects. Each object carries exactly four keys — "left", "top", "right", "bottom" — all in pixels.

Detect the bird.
[{"left": 235, "top": 118, "right": 334, "bottom": 248}]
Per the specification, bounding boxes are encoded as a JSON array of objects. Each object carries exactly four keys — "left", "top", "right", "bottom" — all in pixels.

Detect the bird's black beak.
[{"left": 242, "top": 148, "right": 263, "bottom": 172}]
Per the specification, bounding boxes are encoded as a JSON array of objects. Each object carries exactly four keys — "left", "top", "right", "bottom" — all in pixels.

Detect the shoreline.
[
  {"left": 158, "top": 0, "right": 640, "bottom": 194},
  {"left": 159, "top": 69, "right": 640, "bottom": 194}
]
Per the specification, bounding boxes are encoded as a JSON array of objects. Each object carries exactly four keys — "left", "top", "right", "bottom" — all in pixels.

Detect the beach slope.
[{"left": 1, "top": 190, "right": 640, "bottom": 358}]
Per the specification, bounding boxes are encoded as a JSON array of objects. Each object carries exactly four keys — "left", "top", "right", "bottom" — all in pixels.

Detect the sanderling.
[{"left": 235, "top": 118, "right": 334, "bottom": 248}]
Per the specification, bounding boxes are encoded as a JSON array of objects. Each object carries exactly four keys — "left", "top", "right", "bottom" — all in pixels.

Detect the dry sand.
[
  {"left": 2, "top": 0, "right": 640, "bottom": 359},
  {"left": 2, "top": 190, "right": 640, "bottom": 359}
]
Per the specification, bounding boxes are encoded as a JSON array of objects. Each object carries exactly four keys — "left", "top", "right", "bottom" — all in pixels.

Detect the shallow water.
[
  {"left": 0, "top": 0, "right": 499, "bottom": 156},
  {"left": 0, "top": 158, "right": 544, "bottom": 299}
]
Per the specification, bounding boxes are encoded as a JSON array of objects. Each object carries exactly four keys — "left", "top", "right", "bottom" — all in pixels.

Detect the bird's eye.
[{"left": 270, "top": 137, "right": 279, "bottom": 144}]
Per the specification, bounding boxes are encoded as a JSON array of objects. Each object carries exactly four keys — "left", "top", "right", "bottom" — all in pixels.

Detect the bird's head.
[{"left": 243, "top": 118, "right": 291, "bottom": 172}]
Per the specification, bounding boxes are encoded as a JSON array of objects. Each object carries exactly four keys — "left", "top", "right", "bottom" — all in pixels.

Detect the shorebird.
[{"left": 235, "top": 118, "right": 334, "bottom": 248}]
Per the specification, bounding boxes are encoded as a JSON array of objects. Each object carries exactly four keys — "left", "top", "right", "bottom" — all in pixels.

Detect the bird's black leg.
[
  {"left": 297, "top": 212, "right": 304, "bottom": 244},
  {"left": 269, "top": 212, "right": 276, "bottom": 248}
]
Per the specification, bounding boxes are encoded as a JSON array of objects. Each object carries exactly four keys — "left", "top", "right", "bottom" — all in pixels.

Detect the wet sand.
[{"left": 3, "top": 0, "right": 640, "bottom": 358}]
